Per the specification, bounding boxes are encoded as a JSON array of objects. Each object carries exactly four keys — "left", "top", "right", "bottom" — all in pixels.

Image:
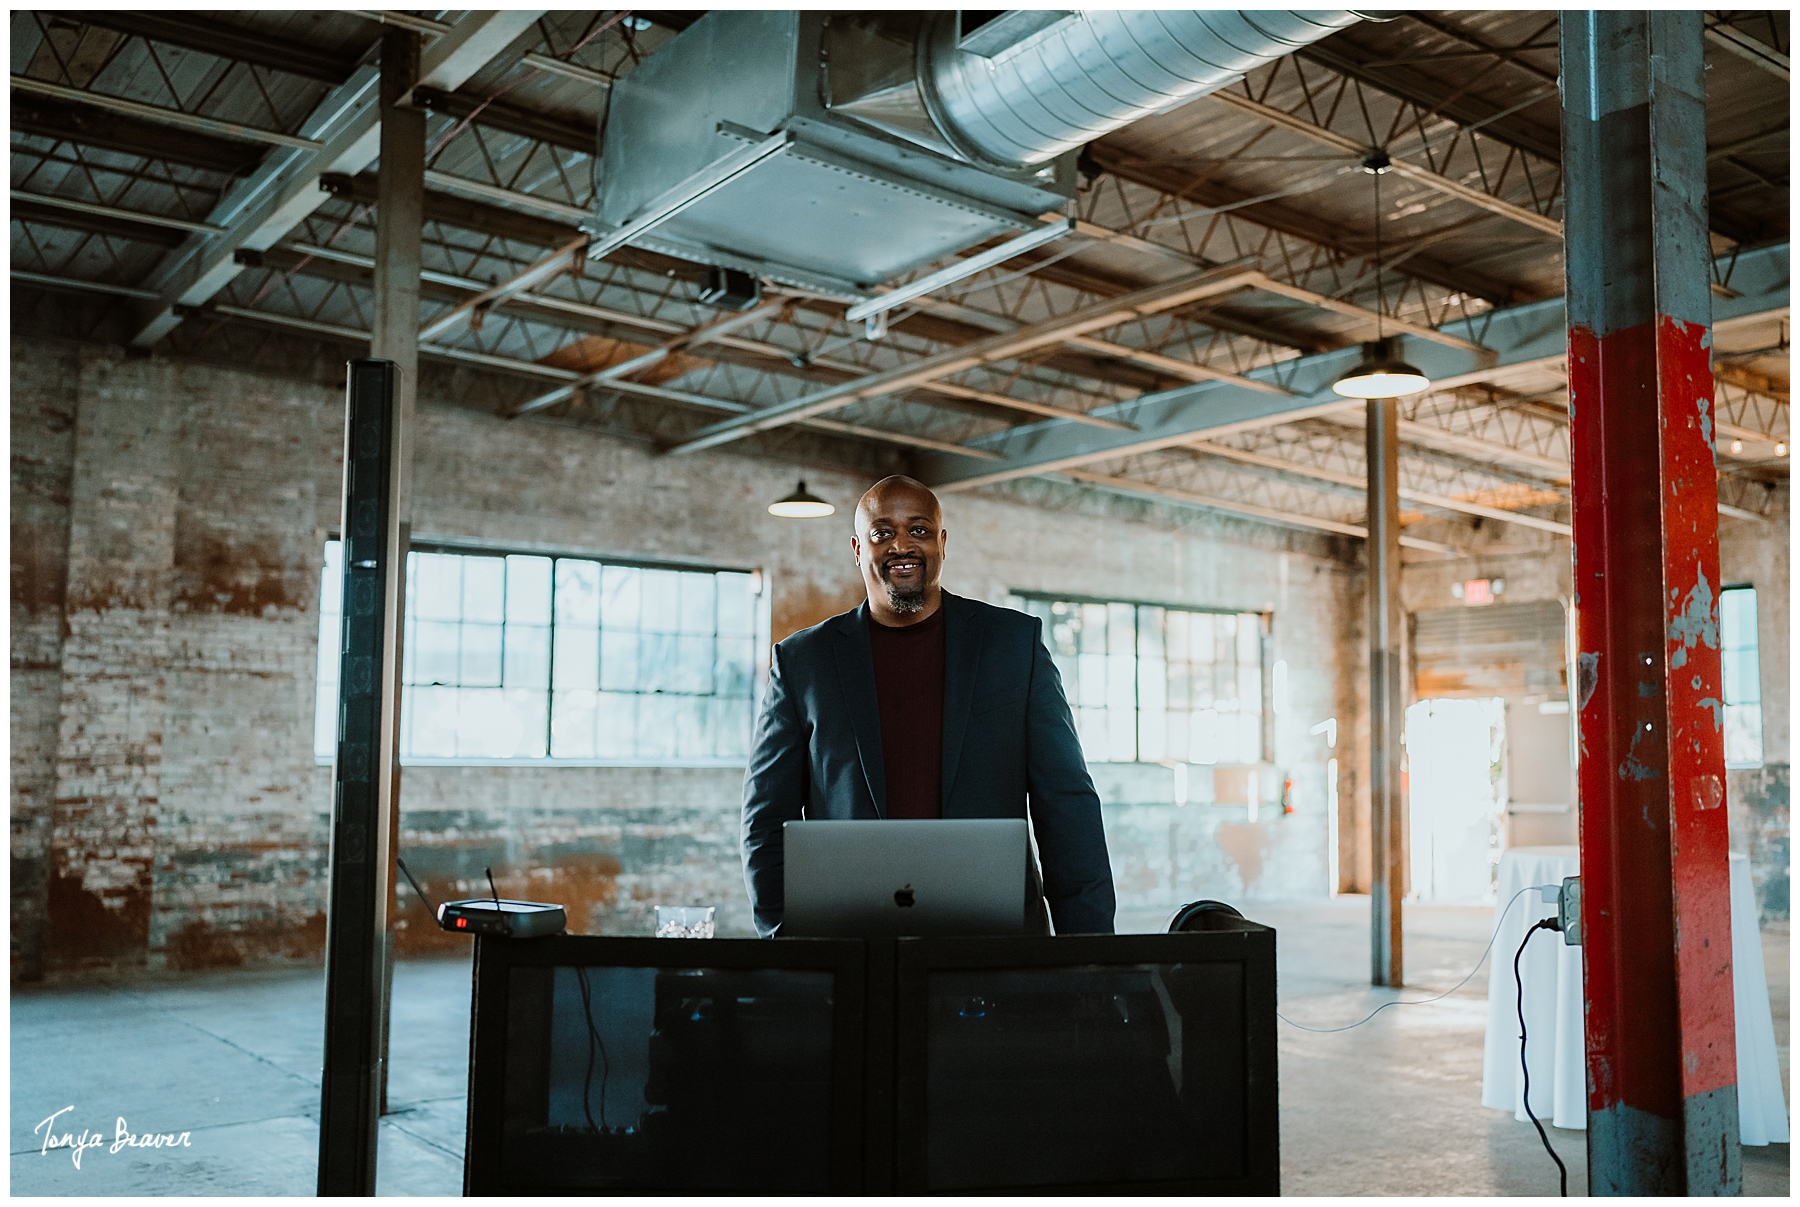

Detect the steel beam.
[
  {"left": 316, "top": 359, "right": 404, "bottom": 1197},
  {"left": 321, "top": 171, "right": 585, "bottom": 247},
  {"left": 190, "top": 303, "right": 998, "bottom": 460},
  {"left": 1563, "top": 12, "right": 1739, "bottom": 1195},
  {"left": 12, "top": 196, "right": 191, "bottom": 249},
  {"left": 10, "top": 269, "right": 160, "bottom": 299},
  {"left": 70, "top": 11, "right": 365, "bottom": 84},
  {"left": 1365, "top": 397, "right": 1406, "bottom": 987},
  {"left": 410, "top": 85, "right": 594, "bottom": 154},
  {"left": 418, "top": 131, "right": 792, "bottom": 343},
  {"left": 10, "top": 189, "right": 224, "bottom": 236},
  {"left": 10, "top": 74, "right": 325, "bottom": 151},
  {"left": 912, "top": 242, "right": 1787, "bottom": 491},
  {"left": 1704, "top": 18, "right": 1790, "bottom": 81},
  {"left": 126, "top": 10, "right": 543, "bottom": 348},
  {"left": 1086, "top": 144, "right": 1530, "bottom": 308},
  {"left": 349, "top": 10, "right": 611, "bottom": 86},
  {"left": 12, "top": 91, "right": 269, "bottom": 176},
  {"left": 417, "top": 234, "right": 588, "bottom": 342},
  {"left": 1062, "top": 467, "right": 1460, "bottom": 553},
  {"left": 1064, "top": 334, "right": 1292, "bottom": 395},
  {"left": 367, "top": 26, "right": 424, "bottom": 1123},
  {"left": 665, "top": 261, "right": 1266, "bottom": 455},
  {"left": 1244, "top": 271, "right": 1486, "bottom": 351},
  {"left": 419, "top": 171, "right": 590, "bottom": 223},
  {"left": 1206, "top": 87, "right": 1564, "bottom": 238},
  {"left": 510, "top": 299, "right": 789, "bottom": 416},
  {"left": 1186, "top": 439, "right": 1573, "bottom": 534}
]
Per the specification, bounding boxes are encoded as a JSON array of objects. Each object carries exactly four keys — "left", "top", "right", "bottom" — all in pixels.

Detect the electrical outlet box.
[{"left": 1559, "top": 875, "right": 1581, "bottom": 946}]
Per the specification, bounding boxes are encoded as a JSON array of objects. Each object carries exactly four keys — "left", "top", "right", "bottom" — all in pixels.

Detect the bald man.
[{"left": 741, "top": 475, "right": 1116, "bottom": 937}]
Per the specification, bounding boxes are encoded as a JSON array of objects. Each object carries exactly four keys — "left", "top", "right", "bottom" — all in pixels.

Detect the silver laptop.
[{"left": 782, "top": 818, "right": 1029, "bottom": 938}]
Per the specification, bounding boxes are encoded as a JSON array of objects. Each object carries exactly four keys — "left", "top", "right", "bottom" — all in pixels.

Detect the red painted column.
[{"left": 1561, "top": 11, "right": 1740, "bottom": 1195}]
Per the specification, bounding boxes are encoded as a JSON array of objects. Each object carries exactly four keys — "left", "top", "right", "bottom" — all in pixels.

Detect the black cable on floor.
[
  {"left": 1277, "top": 884, "right": 1551, "bottom": 1033},
  {"left": 1514, "top": 917, "right": 1568, "bottom": 1196},
  {"left": 574, "top": 966, "right": 611, "bottom": 1134}
]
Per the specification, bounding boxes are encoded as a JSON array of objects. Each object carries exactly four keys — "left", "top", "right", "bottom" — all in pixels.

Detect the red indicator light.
[{"left": 456, "top": 917, "right": 467, "bottom": 928}]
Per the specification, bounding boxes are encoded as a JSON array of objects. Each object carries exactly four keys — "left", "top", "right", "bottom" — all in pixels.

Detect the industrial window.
[
  {"left": 1008, "top": 595, "right": 1266, "bottom": 765},
  {"left": 315, "top": 542, "right": 766, "bottom": 765},
  {"left": 1721, "top": 585, "right": 1762, "bottom": 767}
]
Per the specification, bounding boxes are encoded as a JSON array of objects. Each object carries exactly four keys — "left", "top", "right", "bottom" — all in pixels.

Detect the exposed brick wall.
[
  {"left": 12, "top": 334, "right": 1364, "bottom": 974},
  {"left": 1719, "top": 490, "right": 1791, "bottom": 922},
  {"left": 11, "top": 341, "right": 78, "bottom": 980},
  {"left": 1399, "top": 494, "right": 1791, "bottom": 915},
  {"left": 47, "top": 351, "right": 180, "bottom": 971}
]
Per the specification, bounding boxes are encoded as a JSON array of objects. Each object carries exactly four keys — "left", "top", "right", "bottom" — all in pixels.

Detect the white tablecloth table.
[{"left": 1481, "top": 846, "right": 1789, "bottom": 1144}]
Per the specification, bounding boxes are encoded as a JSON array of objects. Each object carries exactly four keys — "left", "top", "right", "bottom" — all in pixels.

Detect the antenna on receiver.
[
  {"left": 485, "top": 866, "right": 502, "bottom": 912},
  {"left": 395, "top": 857, "right": 437, "bottom": 915}
]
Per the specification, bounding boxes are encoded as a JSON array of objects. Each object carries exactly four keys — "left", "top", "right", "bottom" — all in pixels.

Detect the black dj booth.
[{"left": 462, "top": 915, "right": 1278, "bottom": 1195}]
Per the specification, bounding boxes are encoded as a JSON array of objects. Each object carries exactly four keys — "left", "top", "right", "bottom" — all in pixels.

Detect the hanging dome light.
[
  {"left": 768, "top": 480, "right": 834, "bottom": 518},
  {"left": 1332, "top": 338, "right": 1431, "bottom": 399}
]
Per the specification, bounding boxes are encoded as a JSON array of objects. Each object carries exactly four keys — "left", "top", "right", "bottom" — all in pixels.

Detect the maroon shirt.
[{"left": 867, "top": 606, "right": 946, "bottom": 819}]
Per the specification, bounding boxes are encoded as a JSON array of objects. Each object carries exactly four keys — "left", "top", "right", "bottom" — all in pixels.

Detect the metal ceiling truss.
[
  {"left": 1057, "top": 455, "right": 1462, "bottom": 554},
  {"left": 12, "top": 9, "right": 1789, "bottom": 554},
  {"left": 1184, "top": 419, "right": 1572, "bottom": 534},
  {"left": 118, "top": 9, "right": 546, "bottom": 347},
  {"left": 1078, "top": 144, "right": 1523, "bottom": 332},
  {"left": 1211, "top": 49, "right": 1565, "bottom": 238},
  {"left": 909, "top": 242, "right": 1788, "bottom": 489}
]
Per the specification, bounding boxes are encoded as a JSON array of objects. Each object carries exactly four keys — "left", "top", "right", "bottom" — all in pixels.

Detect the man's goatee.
[{"left": 885, "top": 585, "right": 926, "bottom": 614}]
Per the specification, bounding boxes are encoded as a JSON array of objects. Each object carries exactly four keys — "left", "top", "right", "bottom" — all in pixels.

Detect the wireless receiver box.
[{"left": 437, "top": 898, "right": 566, "bottom": 938}]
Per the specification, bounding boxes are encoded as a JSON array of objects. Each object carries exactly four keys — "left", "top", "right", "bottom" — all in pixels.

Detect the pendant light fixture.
[
  {"left": 1333, "top": 149, "right": 1430, "bottom": 400},
  {"left": 768, "top": 480, "right": 834, "bottom": 518}
]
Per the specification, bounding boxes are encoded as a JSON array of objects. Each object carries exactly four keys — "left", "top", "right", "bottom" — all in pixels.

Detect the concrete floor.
[{"left": 11, "top": 902, "right": 1788, "bottom": 1196}]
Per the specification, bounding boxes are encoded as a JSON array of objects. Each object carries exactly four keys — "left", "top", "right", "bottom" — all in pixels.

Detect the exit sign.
[{"left": 1453, "top": 578, "right": 1504, "bottom": 606}]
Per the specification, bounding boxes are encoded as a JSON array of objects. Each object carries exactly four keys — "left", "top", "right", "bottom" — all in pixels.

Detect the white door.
[{"left": 1405, "top": 697, "right": 1506, "bottom": 903}]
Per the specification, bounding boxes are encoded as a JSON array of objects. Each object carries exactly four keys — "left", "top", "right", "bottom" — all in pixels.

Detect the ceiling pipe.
[{"left": 919, "top": 10, "right": 1394, "bottom": 172}]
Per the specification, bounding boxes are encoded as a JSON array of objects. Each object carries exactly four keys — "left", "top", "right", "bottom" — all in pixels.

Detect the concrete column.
[
  {"left": 1562, "top": 10, "right": 1740, "bottom": 1195},
  {"left": 1365, "top": 395, "right": 1405, "bottom": 987},
  {"left": 369, "top": 28, "right": 423, "bottom": 1119}
]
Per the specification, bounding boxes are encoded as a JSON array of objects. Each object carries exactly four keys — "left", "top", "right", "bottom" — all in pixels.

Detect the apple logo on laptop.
[{"left": 894, "top": 884, "right": 916, "bottom": 908}]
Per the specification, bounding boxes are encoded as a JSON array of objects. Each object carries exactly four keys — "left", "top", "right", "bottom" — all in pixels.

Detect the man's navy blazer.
[{"left": 740, "top": 590, "right": 1116, "bottom": 937}]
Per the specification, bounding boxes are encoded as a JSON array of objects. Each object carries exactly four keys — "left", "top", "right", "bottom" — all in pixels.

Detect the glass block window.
[
  {"left": 1008, "top": 595, "right": 1265, "bottom": 765},
  {"left": 316, "top": 542, "right": 765, "bottom": 764},
  {"left": 1720, "top": 585, "right": 1763, "bottom": 767}
]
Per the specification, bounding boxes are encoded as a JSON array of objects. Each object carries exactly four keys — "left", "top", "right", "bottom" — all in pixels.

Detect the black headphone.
[{"left": 1166, "top": 899, "right": 1244, "bottom": 932}]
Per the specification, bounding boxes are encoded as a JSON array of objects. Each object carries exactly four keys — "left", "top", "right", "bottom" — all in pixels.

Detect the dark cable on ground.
[
  {"left": 1276, "top": 883, "right": 1551, "bottom": 1034},
  {"left": 574, "top": 967, "right": 611, "bottom": 1134},
  {"left": 1515, "top": 917, "right": 1569, "bottom": 1196}
]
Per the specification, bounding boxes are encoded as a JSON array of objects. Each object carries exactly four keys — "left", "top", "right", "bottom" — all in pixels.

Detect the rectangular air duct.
[{"left": 592, "top": 11, "right": 1076, "bottom": 300}]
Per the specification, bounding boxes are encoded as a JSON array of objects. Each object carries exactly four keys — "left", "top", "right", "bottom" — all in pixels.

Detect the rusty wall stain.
[
  {"left": 772, "top": 579, "right": 864, "bottom": 645},
  {"left": 46, "top": 872, "right": 150, "bottom": 967},
  {"left": 163, "top": 911, "right": 327, "bottom": 970},
  {"left": 12, "top": 519, "right": 69, "bottom": 615},
  {"left": 170, "top": 527, "right": 309, "bottom": 615},
  {"left": 1214, "top": 821, "right": 1275, "bottom": 893}
]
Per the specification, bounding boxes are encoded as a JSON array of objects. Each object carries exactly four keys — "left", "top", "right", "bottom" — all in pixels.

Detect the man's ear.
[{"left": 850, "top": 534, "right": 861, "bottom": 563}]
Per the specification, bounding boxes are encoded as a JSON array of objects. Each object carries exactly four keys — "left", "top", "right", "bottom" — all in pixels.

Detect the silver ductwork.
[
  {"left": 597, "top": 11, "right": 1379, "bottom": 298},
  {"left": 919, "top": 11, "right": 1385, "bottom": 171}
]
